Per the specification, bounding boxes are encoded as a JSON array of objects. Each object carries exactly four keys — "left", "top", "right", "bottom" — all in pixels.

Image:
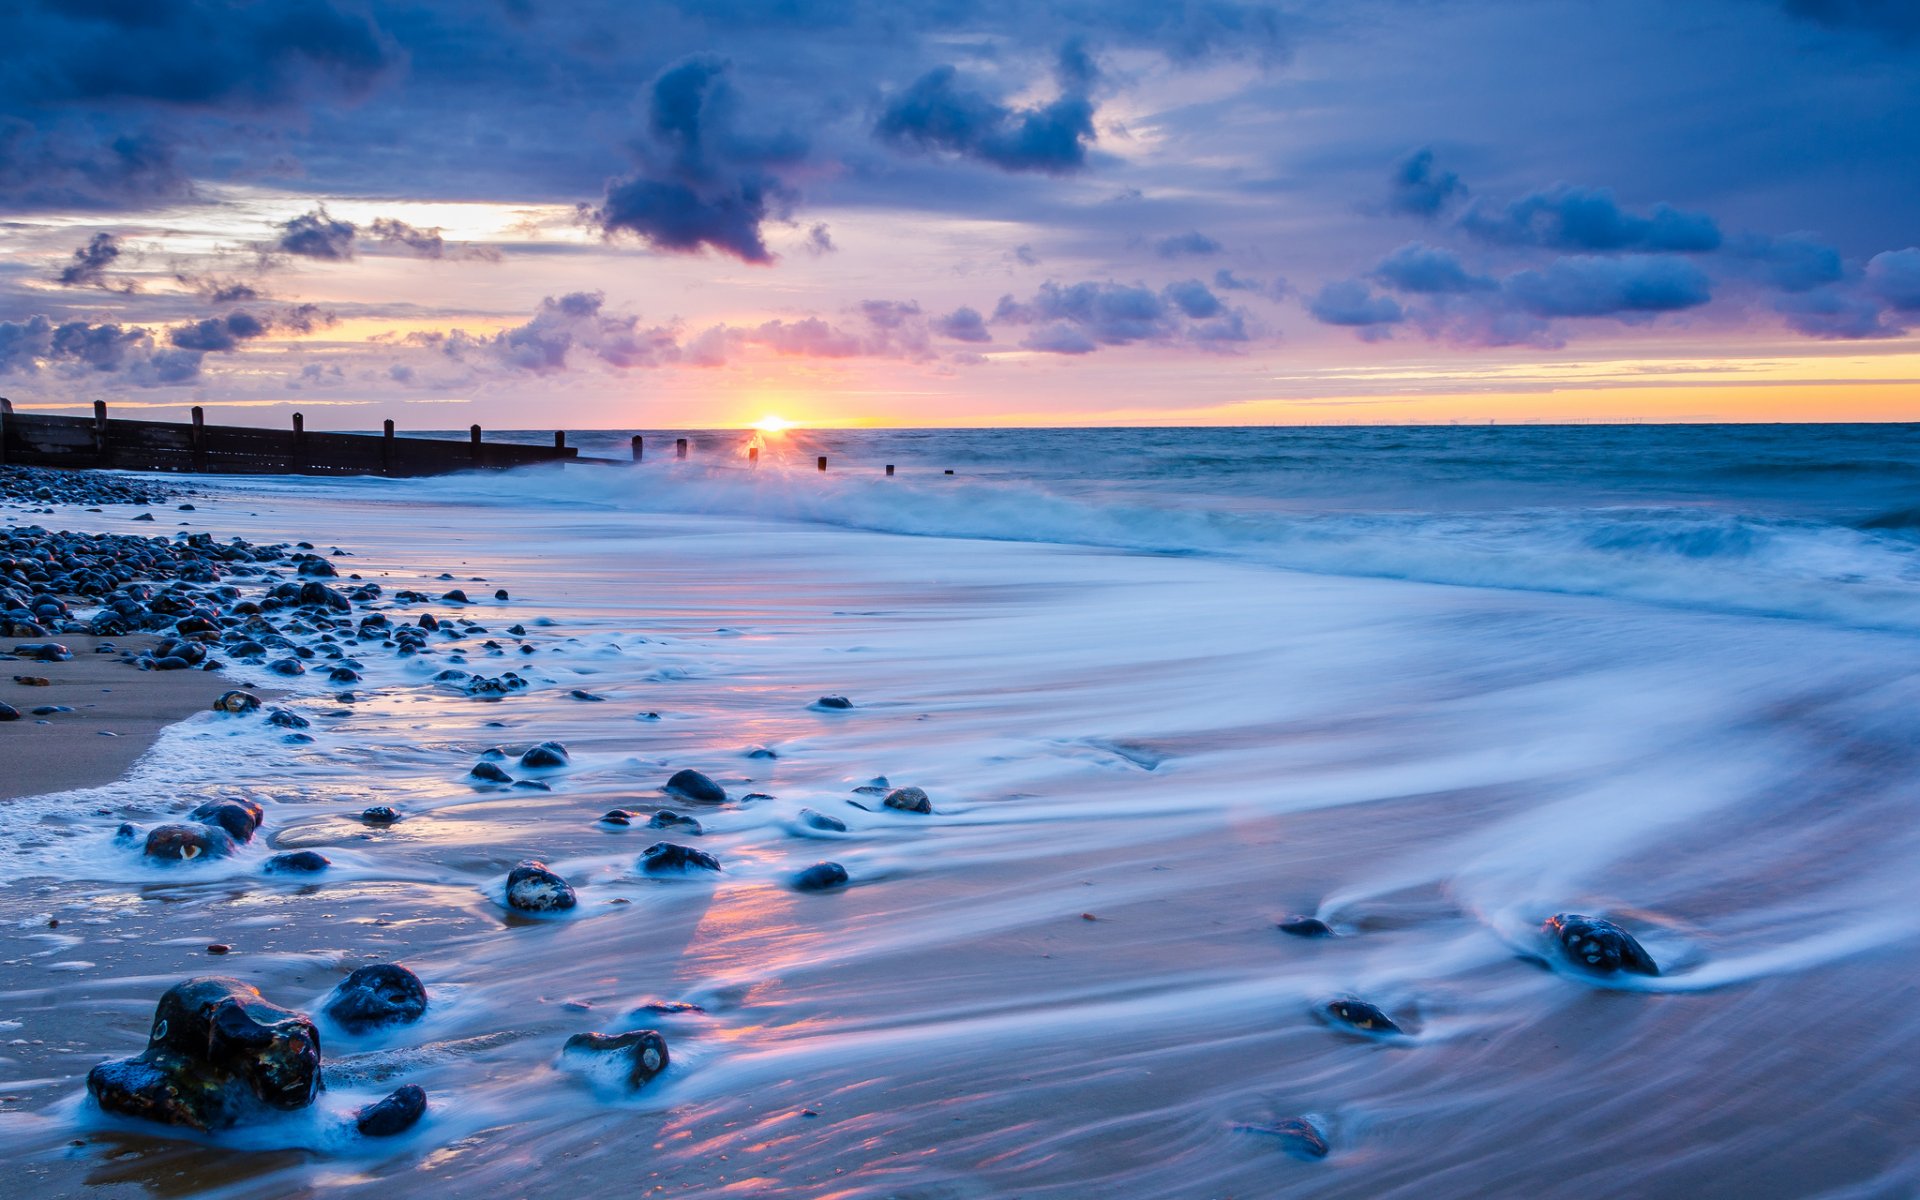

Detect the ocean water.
[{"left": 2, "top": 424, "right": 1918, "bottom": 1198}]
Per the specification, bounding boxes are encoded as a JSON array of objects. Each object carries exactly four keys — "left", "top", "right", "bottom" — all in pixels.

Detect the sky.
[{"left": 2, "top": 0, "right": 1918, "bottom": 429}]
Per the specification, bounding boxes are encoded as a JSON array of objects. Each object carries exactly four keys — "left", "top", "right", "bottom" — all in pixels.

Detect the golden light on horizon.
[{"left": 753, "top": 414, "right": 795, "bottom": 433}]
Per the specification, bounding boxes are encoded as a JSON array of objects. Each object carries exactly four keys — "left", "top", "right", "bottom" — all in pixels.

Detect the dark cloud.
[
  {"left": 0, "top": 120, "right": 191, "bottom": 211},
  {"left": 1155, "top": 231, "right": 1222, "bottom": 257},
  {"left": 1387, "top": 147, "right": 1466, "bottom": 218},
  {"left": 1774, "top": 288, "right": 1904, "bottom": 338},
  {"left": 276, "top": 207, "right": 358, "bottom": 260},
  {"left": 1779, "top": 0, "right": 1920, "bottom": 42},
  {"left": 1013, "top": 244, "right": 1042, "bottom": 266},
  {"left": 54, "top": 231, "right": 124, "bottom": 288},
  {"left": 1459, "top": 185, "right": 1722, "bottom": 252},
  {"left": 1732, "top": 232, "right": 1844, "bottom": 292},
  {"left": 1022, "top": 323, "right": 1098, "bottom": 355},
  {"left": 1213, "top": 269, "right": 1263, "bottom": 292},
  {"left": 176, "top": 274, "right": 263, "bottom": 304},
  {"left": 589, "top": 55, "right": 801, "bottom": 263},
  {"left": 1163, "top": 279, "right": 1225, "bottom": 319},
  {"left": 1372, "top": 242, "right": 1495, "bottom": 294},
  {"left": 875, "top": 42, "right": 1098, "bottom": 175},
  {"left": 1307, "top": 280, "right": 1406, "bottom": 330},
  {"left": 441, "top": 291, "right": 680, "bottom": 374},
  {"left": 169, "top": 310, "right": 271, "bottom": 353},
  {"left": 1865, "top": 248, "right": 1920, "bottom": 309},
  {"left": 805, "top": 222, "right": 836, "bottom": 255},
  {"left": 0, "top": 314, "right": 201, "bottom": 385},
  {"left": 1502, "top": 254, "right": 1712, "bottom": 317},
  {"left": 994, "top": 280, "right": 1177, "bottom": 346},
  {"left": 932, "top": 305, "right": 992, "bottom": 342}
]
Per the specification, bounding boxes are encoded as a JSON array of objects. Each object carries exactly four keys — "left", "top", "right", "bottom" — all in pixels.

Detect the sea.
[{"left": 2, "top": 423, "right": 1917, "bottom": 1198}]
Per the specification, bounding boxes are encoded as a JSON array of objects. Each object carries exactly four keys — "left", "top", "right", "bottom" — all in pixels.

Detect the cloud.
[
  {"left": 54, "top": 231, "right": 125, "bottom": 288},
  {"left": 1022, "top": 323, "right": 1098, "bottom": 354},
  {"left": 276, "top": 207, "right": 357, "bottom": 260},
  {"left": 1779, "top": 0, "right": 1920, "bottom": 42},
  {"left": 0, "top": 315, "right": 201, "bottom": 385},
  {"left": 1163, "top": 279, "right": 1225, "bottom": 318},
  {"left": 1013, "top": 244, "right": 1042, "bottom": 266},
  {"left": 1308, "top": 280, "right": 1406, "bottom": 330},
  {"left": 1387, "top": 147, "right": 1466, "bottom": 218},
  {"left": 0, "top": 120, "right": 191, "bottom": 211},
  {"left": 875, "top": 42, "right": 1098, "bottom": 175},
  {"left": 1502, "top": 254, "right": 1712, "bottom": 317},
  {"left": 588, "top": 55, "right": 802, "bottom": 264},
  {"left": 1213, "top": 269, "right": 1263, "bottom": 292},
  {"left": 365, "top": 217, "right": 485, "bottom": 261},
  {"left": 1732, "top": 232, "right": 1844, "bottom": 292},
  {"left": 169, "top": 310, "right": 271, "bottom": 352},
  {"left": 1865, "top": 247, "right": 1920, "bottom": 310},
  {"left": 804, "top": 222, "right": 836, "bottom": 255},
  {"left": 439, "top": 291, "right": 680, "bottom": 374},
  {"left": 1372, "top": 242, "right": 1495, "bottom": 294},
  {"left": 1775, "top": 288, "right": 1905, "bottom": 338},
  {"left": 993, "top": 280, "right": 1178, "bottom": 346},
  {"left": 1155, "top": 231, "right": 1222, "bottom": 257},
  {"left": 1460, "top": 185, "right": 1722, "bottom": 252},
  {"left": 932, "top": 305, "right": 992, "bottom": 342}
]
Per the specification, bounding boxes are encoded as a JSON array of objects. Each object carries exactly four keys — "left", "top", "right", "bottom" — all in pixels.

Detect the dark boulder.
[
  {"left": 324, "top": 964, "right": 428, "bottom": 1033},
  {"left": 214, "top": 690, "right": 263, "bottom": 715},
  {"left": 1317, "top": 997, "right": 1403, "bottom": 1037},
  {"left": 361, "top": 805, "right": 401, "bottom": 825},
  {"left": 506, "top": 860, "right": 576, "bottom": 911},
  {"left": 1543, "top": 913, "right": 1659, "bottom": 976},
  {"left": 647, "top": 810, "right": 702, "bottom": 834},
  {"left": 562, "top": 1029, "right": 669, "bottom": 1090},
  {"left": 144, "top": 823, "right": 236, "bottom": 861},
  {"left": 86, "top": 977, "right": 322, "bottom": 1131},
  {"left": 265, "top": 708, "right": 310, "bottom": 730},
  {"left": 519, "top": 741, "right": 570, "bottom": 769},
  {"left": 191, "top": 799, "right": 264, "bottom": 843},
  {"left": 812, "top": 695, "right": 853, "bottom": 710},
  {"left": 1277, "top": 916, "right": 1336, "bottom": 938},
  {"left": 664, "top": 768, "right": 726, "bottom": 804},
  {"left": 793, "top": 862, "right": 850, "bottom": 892},
  {"left": 882, "top": 786, "right": 932, "bottom": 814},
  {"left": 798, "top": 808, "right": 847, "bottom": 832},
  {"left": 0, "top": 702, "right": 18, "bottom": 722},
  {"left": 469, "top": 760, "right": 512, "bottom": 784},
  {"left": 264, "top": 851, "right": 331, "bottom": 874},
  {"left": 599, "top": 809, "right": 638, "bottom": 826},
  {"left": 640, "top": 842, "right": 720, "bottom": 873},
  {"left": 355, "top": 1084, "right": 427, "bottom": 1136}
]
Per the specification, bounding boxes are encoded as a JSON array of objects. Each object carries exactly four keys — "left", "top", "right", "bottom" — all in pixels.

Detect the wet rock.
[
  {"left": 812, "top": 694, "right": 853, "bottom": 710},
  {"left": 793, "top": 862, "right": 850, "bottom": 892},
  {"left": 329, "top": 667, "right": 361, "bottom": 683},
  {"left": 506, "top": 860, "right": 577, "bottom": 911},
  {"left": 264, "top": 850, "right": 330, "bottom": 874},
  {"left": 265, "top": 708, "right": 310, "bottom": 730},
  {"left": 640, "top": 841, "right": 721, "bottom": 873},
  {"left": 144, "top": 823, "right": 236, "bottom": 862},
  {"left": 1238, "top": 1117, "right": 1330, "bottom": 1161},
  {"left": 746, "top": 746, "right": 777, "bottom": 760},
  {"left": 664, "top": 768, "right": 726, "bottom": 804},
  {"left": 798, "top": 808, "right": 847, "bottom": 832},
  {"left": 512, "top": 778, "right": 551, "bottom": 791},
  {"left": 13, "top": 674, "right": 50, "bottom": 686},
  {"left": 647, "top": 810, "right": 702, "bottom": 834},
  {"left": 1317, "top": 997, "right": 1404, "bottom": 1037},
  {"left": 14, "top": 642, "right": 72, "bottom": 662},
  {"left": 469, "top": 760, "right": 513, "bottom": 784},
  {"left": 599, "top": 809, "right": 638, "bottom": 826},
  {"left": 1277, "top": 916, "right": 1336, "bottom": 938},
  {"left": 324, "top": 964, "right": 428, "bottom": 1033},
  {"left": 1543, "top": 913, "right": 1659, "bottom": 976},
  {"left": 191, "top": 799, "right": 264, "bottom": 843},
  {"left": 882, "top": 786, "right": 932, "bottom": 814},
  {"left": 0, "top": 701, "right": 18, "bottom": 721},
  {"left": 214, "top": 690, "right": 263, "bottom": 714},
  {"left": 85, "top": 977, "right": 322, "bottom": 1131},
  {"left": 30, "top": 704, "right": 71, "bottom": 715},
  {"left": 569, "top": 689, "right": 604, "bottom": 702},
  {"left": 440, "top": 590, "right": 469, "bottom": 604},
  {"left": 519, "top": 741, "right": 570, "bottom": 769},
  {"left": 562, "top": 1030, "right": 670, "bottom": 1090},
  {"left": 355, "top": 1084, "right": 427, "bottom": 1136},
  {"left": 493, "top": 589, "right": 509, "bottom": 600},
  {"left": 267, "top": 656, "right": 306, "bottom": 676},
  {"left": 361, "top": 805, "right": 401, "bottom": 825}
]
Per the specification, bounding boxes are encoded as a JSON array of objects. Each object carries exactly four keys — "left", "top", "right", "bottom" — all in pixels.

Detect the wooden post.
[
  {"left": 469, "top": 424, "right": 482, "bottom": 465},
  {"left": 816, "top": 456, "right": 827, "bottom": 472},
  {"left": 631, "top": 435, "right": 643, "bottom": 462},
  {"left": 555, "top": 430, "right": 566, "bottom": 451},
  {"left": 885, "top": 464, "right": 895, "bottom": 476},
  {"left": 748, "top": 446, "right": 759, "bottom": 465},
  {"left": 944, "top": 469, "right": 954, "bottom": 475},
  {"left": 291, "top": 411, "right": 305, "bottom": 473},
  {"left": 93, "top": 400, "right": 108, "bottom": 464},
  {"left": 0, "top": 396, "right": 8, "bottom": 467},
  {"left": 382, "top": 419, "right": 394, "bottom": 476},
  {"left": 191, "top": 406, "right": 205, "bottom": 472},
  {"left": 675, "top": 437, "right": 688, "bottom": 460}
]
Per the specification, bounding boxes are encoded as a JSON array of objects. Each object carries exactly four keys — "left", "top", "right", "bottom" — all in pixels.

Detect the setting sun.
[{"left": 754, "top": 414, "right": 794, "bottom": 433}]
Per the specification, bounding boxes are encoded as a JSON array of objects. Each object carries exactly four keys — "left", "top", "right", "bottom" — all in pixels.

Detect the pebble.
[
  {"left": 1277, "top": 916, "right": 1336, "bottom": 938},
  {"left": 813, "top": 695, "right": 853, "bottom": 710},
  {"left": 355, "top": 1084, "right": 427, "bottom": 1136},
  {"left": 665, "top": 768, "right": 726, "bottom": 804},
  {"left": 506, "top": 860, "right": 577, "bottom": 911},
  {"left": 1543, "top": 913, "right": 1660, "bottom": 976},
  {"left": 1317, "top": 997, "right": 1404, "bottom": 1037},
  {"left": 361, "top": 805, "right": 401, "bottom": 825},
  {"left": 562, "top": 1030, "right": 670, "bottom": 1090},
  {"left": 882, "top": 786, "right": 932, "bottom": 814},
  {"left": 264, "top": 850, "right": 331, "bottom": 873},
  {"left": 324, "top": 963, "right": 429, "bottom": 1033},
  {"left": 640, "top": 842, "right": 721, "bottom": 873},
  {"left": 798, "top": 808, "right": 847, "bottom": 832},
  {"left": 793, "top": 862, "right": 850, "bottom": 891}
]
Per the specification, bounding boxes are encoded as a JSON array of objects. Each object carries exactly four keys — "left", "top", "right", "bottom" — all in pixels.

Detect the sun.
[{"left": 753, "top": 414, "right": 793, "bottom": 433}]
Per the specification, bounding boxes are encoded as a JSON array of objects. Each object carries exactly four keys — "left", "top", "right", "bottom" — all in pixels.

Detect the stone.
[
  {"left": 812, "top": 695, "right": 853, "bottom": 710},
  {"left": 647, "top": 809, "right": 703, "bottom": 834},
  {"left": 267, "top": 656, "right": 306, "bottom": 676},
  {"left": 265, "top": 708, "right": 310, "bottom": 730},
  {"left": 85, "top": 977, "right": 322, "bottom": 1131},
  {"left": 640, "top": 842, "right": 721, "bottom": 873},
  {"left": 1277, "top": 916, "right": 1336, "bottom": 938},
  {"left": 0, "top": 702, "right": 18, "bottom": 721},
  {"left": 1317, "top": 997, "right": 1403, "bottom": 1037},
  {"left": 15, "top": 642, "right": 73, "bottom": 662},
  {"left": 793, "top": 862, "right": 850, "bottom": 891},
  {"left": 562, "top": 1030, "right": 669, "bottom": 1090},
  {"left": 144, "top": 823, "right": 236, "bottom": 861},
  {"left": 361, "top": 805, "right": 401, "bottom": 824},
  {"left": 882, "top": 786, "right": 932, "bottom": 814},
  {"left": 264, "top": 850, "right": 330, "bottom": 874},
  {"left": 519, "top": 741, "right": 570, "bottom": 769},
  {"left": 214, "top": 690, "right": 262, "bottom": 714},
  {"left": 664, "top": 768, "right": 726, "bottom": 804},
  {"left": 569, "top": 689, "right": 604, "bottom": 702},
  {"left": 798, "top": 808, "right": 847, "bottom": 832},
  {"left": 190, "top": 799, "right": 264, "bottom": 843},
  {"left": 506, "top": 860, "right": 577, "bottom": 911},
  {"left": 324, "top": 964, "right": 428, "bottom": 1033},
  {"left": 1543, "top": 913, "right": 1659, "bottom": 976},
  {"left": 469, "top": 760, "right": 513, "bottom": 784},
  {"left": 355, "top": 1084, "right": 427, "bottom": 1136},
  {"left": 1238, "top": 1117, "right": 1330, "bottom": 1160},
  {"left": 599, "top": 809, "right": 638, "bottom": 826}
]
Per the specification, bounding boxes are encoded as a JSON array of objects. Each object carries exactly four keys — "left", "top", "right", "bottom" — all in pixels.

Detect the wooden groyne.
[{"left": 0, "top": 399, "right": 579, "bottom": 477}]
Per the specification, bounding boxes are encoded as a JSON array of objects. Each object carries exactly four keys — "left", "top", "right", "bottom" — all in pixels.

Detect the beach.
[{"left": 2, "top": 428, "right": 1919, "bottom": 1199}]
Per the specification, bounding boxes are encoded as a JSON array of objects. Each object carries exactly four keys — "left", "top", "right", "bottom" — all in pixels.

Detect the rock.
[
  {"left": 265, "top": 708, "right": 310, "bottom": 730},
  {"left": 329, "top": 666, "right": 361, "bottom": 683},
  {"left": 746, "top": 746, "right": 778, "bottom": 759},
  {"left": 646, "top": 809, "right": 702, "bottom": 834},
  {"left": 190, "top": 799, "right": 264, "bottom": 843},
  {"left": 882, "top": 786, "right": 932, "bottom": 814},
  {"left": 599, "top": 809, "right": 638, "bottom": 826},
  {"left": 214, "top": 690, "right": 263, "bottom": 714},
  {"left": 506, "top": 860, "right": 576, "bottom": 911},
  {"left": 267, "top": 656, "right": 306, "bottom": 676},
  {"left": 519, "top": 741, "right": 569, "bottom": 769},
  {"left": 1277, "top": 916, "right": 1336, "bottom": 938},
  {"left": 664, "top": 768, "right": 726, "bottom": 804},
  {"left": 440, "top": 590, "right": 469, "bottom": 604},
  {"left": 812, "top": 695, "right": 853, "bottom": 710},
  {"left": 469, "top": 760, "right": 513, "bottom": 784},
  {"left": 324, "top": 964, "right": 428, "bottom": 1033},
  {"left": 562, "top": 1030, "right": 669, "bottom": 1090},
  {"left": 1543, "top": 913, "right": 1659, "bottom": 976},
  {"left": 1317, "top": 997, "right": 1404, "bottom": 1037},
  {"left": 13, "top": 674, "right": 50, "bottom": 686},
  {"left": 493, "top": 589, "right": 509, "bottom": 601},
  {"left": 361, "top": 805, "right": 401, "bottom": 825},
  {"left": 264, "top": 850, "right": 330, "bottom": 874},
  {"left": 1238, "top": 1117, "right": 1330, "bottom": 1160},
  {"left": 512, "top": 779, "right": 551, "bottom": 792},
  {"left": 0, "top": 702, "right": 18, "bottom": 721},
  {"left": 29, "top": 704, "right": 72, "bottom": 715},
  {"left": 640, "top": 842, "right": 721, "bottom": 873},
  {"left": 569, "top": 689, "right": 604, "bottom": 702},
  {"left": 85, "top": 977, "right": 322, "bottom": 1131},
  {"left": 355, "top": 1084, "right": 427, "bottom": 1136},
  {"left": 14, "top": 642, "right": 72, "bottom": 662},
  {"left": 144, "top": 823, "right": 236, "bottom": 862},
  {"left": 798, "top": 808, "right": 847, "bottom": 832},
  {"left": 793, "top": 862, "right": 849, "bottom": 892}
]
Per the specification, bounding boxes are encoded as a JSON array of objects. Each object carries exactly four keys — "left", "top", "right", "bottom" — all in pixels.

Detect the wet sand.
[{"left": 0, "top": 636, "right": 222, "bottom": 802}]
